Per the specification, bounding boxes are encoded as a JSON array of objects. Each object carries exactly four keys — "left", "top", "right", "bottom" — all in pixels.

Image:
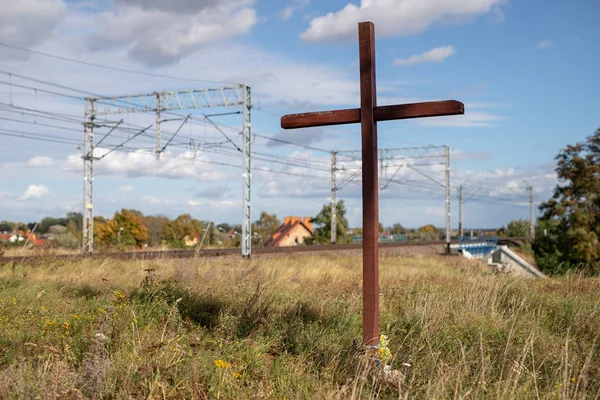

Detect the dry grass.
[
  {"left": 2, "top": 246, "right": 80, "bottom": 257},
  {"left": 0, "top": 253, "right": 598, "bottom": 399}
]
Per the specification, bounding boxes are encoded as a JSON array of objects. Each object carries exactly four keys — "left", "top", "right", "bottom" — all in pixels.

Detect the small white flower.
[{"left": 94, "top": 333, "right": 108, "bottom": 343}]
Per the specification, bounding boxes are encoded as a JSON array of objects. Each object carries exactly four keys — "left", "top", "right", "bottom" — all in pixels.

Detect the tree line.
[{"left": 530, "top": 128, "right": 600, "bottom": 275}]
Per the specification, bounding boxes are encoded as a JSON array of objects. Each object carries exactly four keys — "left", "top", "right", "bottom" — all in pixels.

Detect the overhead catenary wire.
[
  {"left": 0, "top": 67, "right": 537, "bottom": 214},
  {"left": 0, "top": 41, "right": 241, "bottom": 85},
  {"left": 1, "top": 70, "right": 337, "bottom": 166}
]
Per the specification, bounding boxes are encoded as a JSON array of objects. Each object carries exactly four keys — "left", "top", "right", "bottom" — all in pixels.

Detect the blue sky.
[{"left": 0, "top": 0, "right": 598, "bottom": 230}]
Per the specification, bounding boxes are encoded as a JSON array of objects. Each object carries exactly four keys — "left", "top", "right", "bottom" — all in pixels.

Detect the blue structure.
[
  {"left": 458, "top": 235, "right": 498, "bottom": 257},
  {"left": 353, "top": 234, "right": 407, "bottom": 244}
]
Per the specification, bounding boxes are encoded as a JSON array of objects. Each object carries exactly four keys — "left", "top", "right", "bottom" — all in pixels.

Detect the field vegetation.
[{"left": 0, "top": 254, "right": 598, "bottom": 398}]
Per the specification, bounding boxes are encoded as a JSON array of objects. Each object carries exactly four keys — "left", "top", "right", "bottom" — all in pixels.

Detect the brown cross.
[{"left": 281, "top": 21, "right": 464, "bottom": 346}]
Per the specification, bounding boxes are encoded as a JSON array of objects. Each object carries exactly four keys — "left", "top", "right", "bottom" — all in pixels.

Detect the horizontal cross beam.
[{"left": 280, "top": 100, "right": 464, "bottom": 129}]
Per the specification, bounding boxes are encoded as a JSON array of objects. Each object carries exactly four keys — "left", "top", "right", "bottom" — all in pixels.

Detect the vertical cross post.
[
  {"left": 359, "top": 22, "right": 379, "bottom": 346},
  {"left": 445, "top": 146, "right": 451, "bottom": 254}
]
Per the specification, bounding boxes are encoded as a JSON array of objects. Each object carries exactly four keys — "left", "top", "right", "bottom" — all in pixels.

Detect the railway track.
[{"left": 0, "top": 238, "right": 523, "bottom": 265}]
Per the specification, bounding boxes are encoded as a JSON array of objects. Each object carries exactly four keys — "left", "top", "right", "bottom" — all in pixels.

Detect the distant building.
[
  {"left": 264, "top": 216, "right": 313, "bottom": 247},
  {"left": 0, "top": 231, "right": 48, "bottom": 246},
  {"left": 183, "top": 233, "right": 200, "bottom": 247}
]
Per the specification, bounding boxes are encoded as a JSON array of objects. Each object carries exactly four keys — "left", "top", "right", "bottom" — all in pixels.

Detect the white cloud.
[
  {"left": 187, "top": 199, "right": 201, "bottom": 206},
  {"left": 416, "top": 110, "right": 503, "bottom": 127},
  {"left": 22, "top": 184, "right": 49, "bottom": 200},
  {"left": 118, "top": 185, "right": 134, "bottom": 193},
  {"left": 425, "top": 207, "right": 445, "bottom": 217},
  {"left": 281, "top": 6, "right": 294, "bottom": 20},
  {"left": 26, "top": 156, "right": 57, "bottom": 167},
  {"left": 89, "top": 1, "right": 257, "bottom": 65},
  {"left": 63, "top": 149, "right": 235, "bottom": 182},
  {"left": 0, "top": 0, "right": 67, "bottom": 59},
  {"left": 394, "top": 45, "right": 455, "bottom": 66},
  {"left": 451, "top": 149, "right": 492, "bottom": 161},
  {"left": 281, "top": 0, "right": 310, "bottom": 21},
  {"left": 535, "top": 40, "right": 553, "bottom": 49},
  {"left": 301, "top": 0, "right": 506, "bottom": 42}
]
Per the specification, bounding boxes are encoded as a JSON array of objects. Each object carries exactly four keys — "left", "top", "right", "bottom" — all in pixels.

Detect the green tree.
[
  {"left": 309, "top": 200, "right": 349, "bottom": 244},
  {"left": 0, "top": 221, "right": 15, "bottom": 232},
  {"left": 95, "top": 209, "right": 148, "bottom": 249},
  {"left": 162, "top": 214, "right": 202, "bottom": 248},
  {"left": 66, "top": 212, "right": 83, "bottom": 234},
  {"left": 253, "top": 212, "right": 281, "bottom": 245},
  {"left": 389, "top": 223, "right": 406, "bottom": 235},
  {"left": 39, "top": 217, "right": 65, "bottom": 234},
  {"left": 536, "top": 128, "right": 600, "bottom": 274},
  {"left": 142, "top": 215, "right": 170, "bottom": 247},
  {"left": 217, "top": 223, "right": 232, "bottom": 233},
  {"left": 507, "top": 219, "right": 530, "bottom": 237},
  {"left": 531, "top": 219, "right": 565, "bottom": 274},
  {"left": 418, "top": 224, "right": 437, "bottom": 233}
]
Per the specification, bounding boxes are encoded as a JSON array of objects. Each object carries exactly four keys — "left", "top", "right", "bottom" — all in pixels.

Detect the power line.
[
  {"left": 0, "top": 98, "right": 332, "bottom": 172},
  {"left": 0, "top": 41, "right": 241, "bottom": 85},
  {"left": 0, "top": 116, "right": 82, "bottom": 133},
  {"left": 252, "top": 132, "right": 333, "bottom": 154}
]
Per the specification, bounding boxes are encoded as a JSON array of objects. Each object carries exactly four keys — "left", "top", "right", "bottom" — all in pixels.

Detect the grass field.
[{"left": 0, "top": 253, "right": 598, "bottom": 399}]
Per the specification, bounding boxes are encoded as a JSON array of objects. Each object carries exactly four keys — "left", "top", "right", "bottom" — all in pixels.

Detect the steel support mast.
[
  {"left": 83, "top": 85, "right": 250, "bottom": 255},
  {"left": 458, "top": 184, "right": 463, "bottom": 238},
  {"left": 528, "top": 185, "right": 535, "bottom": 239},
  {"left": 331, "top": 151, "right": 337, "bottom": 244},
  {"left": 241, "top": 85, "right": 252, "bottom": 258},
  {"left": 82, "top": 99, "right": 95, "bottom": 253}
]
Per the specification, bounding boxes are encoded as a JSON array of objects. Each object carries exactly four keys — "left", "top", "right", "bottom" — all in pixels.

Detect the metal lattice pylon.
[{"left": 82, "top": 85, "right": 252, "bottom": 256}]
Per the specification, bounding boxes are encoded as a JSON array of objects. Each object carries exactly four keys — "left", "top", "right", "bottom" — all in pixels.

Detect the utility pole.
[
  {"left": 155, "top": 93, "right": 161, "bottom": 161},
  {"left": 445, "top": 145, "right": 451, "bottom": 254},
  {"left": 241, "top": 85, "right": 252, "bottom": 258},
  {"left": 458, "top": 184, "right": 463, "bottom": 238},
  {"left": 82, "top": 99, "right": 95, "bottom": 254},
  {"left": 528, "top": 185, "right": 534, "bottom": 239},
  {"left": 331, "top": 151, "right": 337, "bottom": 244}
]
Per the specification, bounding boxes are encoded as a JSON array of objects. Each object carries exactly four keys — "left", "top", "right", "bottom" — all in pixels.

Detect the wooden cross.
[{"left": 281, "top": 21, "right": 464, "bottom": 346}]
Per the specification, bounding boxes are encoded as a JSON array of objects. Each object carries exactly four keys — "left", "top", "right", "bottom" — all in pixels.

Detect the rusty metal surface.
[
  {"left": 374, "top": 100, "right": 464, "bottom": 121},
  {"left": 280, "top": 101, "right": 464, "bottom": 130},
  {"left": 358, "top": 21, "right": 380, "bottom": 347},
  {"left": 281, "top": 108, "right": 359, "bottom": 129}
]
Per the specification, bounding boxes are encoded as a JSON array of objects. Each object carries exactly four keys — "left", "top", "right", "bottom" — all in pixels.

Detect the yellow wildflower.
[
  {"left": 378, "top": 334, "right": 392, "bottom": 362},
  {"left": 232, "top": 371, "right": 242, "bottom": 379},
  {"left": 61, "top": 321, "right": 71, "bottom": 336},
  {"left": 213, "top": 359, "right": 231, "bottom": 369}
]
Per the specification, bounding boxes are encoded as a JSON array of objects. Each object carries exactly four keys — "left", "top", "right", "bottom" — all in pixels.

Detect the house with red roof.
[{"left": 263, "top": 216, "right": 313, "bottom": 247}]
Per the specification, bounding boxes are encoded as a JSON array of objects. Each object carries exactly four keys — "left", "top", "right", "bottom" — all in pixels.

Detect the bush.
[
  {"left": 507, "top": 219, "right": 530, "bottom": 237},
  {"left": 52, "top": 233, "right": 79, "bottom": 249}
]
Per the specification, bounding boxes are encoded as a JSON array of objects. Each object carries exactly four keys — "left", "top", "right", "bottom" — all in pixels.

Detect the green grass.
[{"left": 0, "top": 254, "right": 598, "bottom": 399}]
